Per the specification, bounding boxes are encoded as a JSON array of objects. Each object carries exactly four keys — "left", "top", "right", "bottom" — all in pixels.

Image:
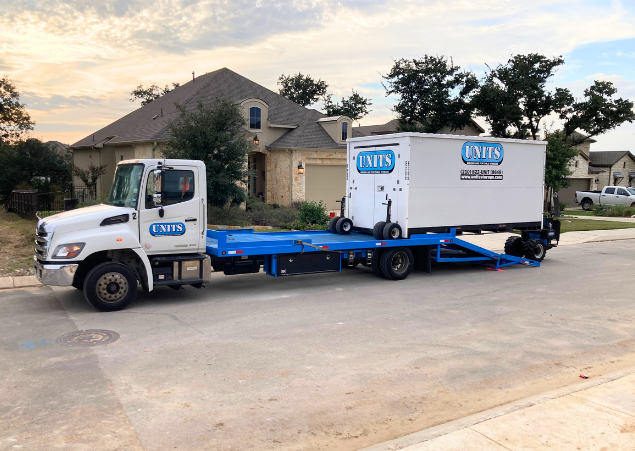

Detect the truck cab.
[{"left": 34, "top": 159, "right": 211, "bottom": 311}]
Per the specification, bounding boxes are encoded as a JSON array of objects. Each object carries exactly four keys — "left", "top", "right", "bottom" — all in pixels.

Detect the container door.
[
  {"left": 369, "top": 146, "right": 399, "bottom": 226},
  {"left": 349, "top": 149, "right": 375, "bottom": 229}
]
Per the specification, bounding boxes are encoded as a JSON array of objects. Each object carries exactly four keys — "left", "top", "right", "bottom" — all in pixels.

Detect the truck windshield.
[
  {"left": 628, "top": 188, "right": 635, "bottom": 196},
  {"left": 107, "top": 164, "right": 144, "bottom": 208}
]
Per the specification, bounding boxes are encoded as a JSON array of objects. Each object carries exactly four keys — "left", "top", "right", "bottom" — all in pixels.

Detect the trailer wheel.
[
  {"left": 371, "top": 249, "right": 384, "bottom": 277},
  {"left": 524, "top": 239, "right": 546, "bottom": 262},
  {"left": 383, "top": 222, "right": 402, "bottom": 240},
  {"left": 581, "top": 199, "right": 593, "bottom": 211},
  {"left": 328, "top": 216, "right": 340, "bottom": 233},
  {"left": 336, "top": 217, "right": 353, "bottom": 235},
  {"left": 83, "top": 262, "right": 137, "bottom": 312},
  {"left": 379, "top": 247, "right": 414, "bottom": 280},
  {"left": 373, "top": 221, "right": 387, "bottom": 239},
  {"left": 504, "top": 236, "right": 525, "bottom": 257}
]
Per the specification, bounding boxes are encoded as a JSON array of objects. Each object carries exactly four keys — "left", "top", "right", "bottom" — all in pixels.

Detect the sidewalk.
[
  {"left": 565, "top": 214, "right": 635, "bottom": 223},
  {"left": 361, "top": 368, "right": 635, "bottom": 451}
]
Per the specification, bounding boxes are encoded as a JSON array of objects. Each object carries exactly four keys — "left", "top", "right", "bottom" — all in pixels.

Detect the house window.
[
  {"left": 341, "top": 121, "right": 348, "bottom": 141},
  {"left": 624, "top": 161, "right": 627, "bottom": 168},
  {"left": 575, "top": 160, "right": 578, "bottom": 168},
  {"left": 249, "top": 107, "right": 261, "bottom": 129}
]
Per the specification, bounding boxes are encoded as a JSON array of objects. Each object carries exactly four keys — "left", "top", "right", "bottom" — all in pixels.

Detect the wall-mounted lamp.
[
  {"left": 297, "top": 161, "right": 304, "bottom": 174},
  {"left": 594, "top": 178, "right": 600, "bottom": 184},
  {"left": 253, "top": 134, "right": 259, "bottom": 146}
]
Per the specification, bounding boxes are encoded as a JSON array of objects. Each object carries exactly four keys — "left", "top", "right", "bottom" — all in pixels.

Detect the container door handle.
[{"left": 185, "top": 217, "right": 197, "bottom": 222}]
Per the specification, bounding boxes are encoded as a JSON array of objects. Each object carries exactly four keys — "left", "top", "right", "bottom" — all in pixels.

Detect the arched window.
[
  {"left": 341, "top": 121, "right": 348, "bottom": 141},
  {"left": 249, "top": 107, "right": 261, "bottom": 129}
]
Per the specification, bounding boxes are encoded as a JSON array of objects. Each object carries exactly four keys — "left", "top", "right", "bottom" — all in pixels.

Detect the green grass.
[
  {"left": 559, "top": 218, "right": 635, "bottom": 233},
  {"left": 562, "top": 210, "right": 594, "bottom": 216}
]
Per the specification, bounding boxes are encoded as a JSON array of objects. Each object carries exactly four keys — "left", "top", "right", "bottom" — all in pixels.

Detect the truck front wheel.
[{"left": 84, "top": 262, "right": 137, "bottom": 312}]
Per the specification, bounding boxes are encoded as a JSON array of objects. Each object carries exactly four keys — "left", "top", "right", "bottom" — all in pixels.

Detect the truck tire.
[
  {"left": 581, "top": 199, "right": 593, "bottom": 211},
  {"left": 328, "top": 216, "right": 340, "bottom": 233},
  {"left": 336, "top": 217, "right": 353, "bottom": 235},
  {"left": 379, "top": 247, "right": 414, "bottom": 280},
  {"left": 631, "top": 203, "right": 635, "bottom": 208},
  {"left": 373, "top": 221, "right": 387, "bottom": 239},
  {"left": 83, "top": 262, "right": 137, "bottom": 312},
  {"left": 383, "top": 222, "right": 402, "bottom": 240},
  {"left": 371, "top": 249, "right": 384, "bottom": 277},
  {"left": 524, "top": 239, "right": 546, "bottom": 262},
  {"left": 504, "top": 236, "right": 525, "bottom": 257}
]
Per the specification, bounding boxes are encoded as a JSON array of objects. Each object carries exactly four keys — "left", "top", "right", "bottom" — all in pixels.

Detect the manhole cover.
[{"left": 56, "top": 330, "right": 120, "bottom": 347}]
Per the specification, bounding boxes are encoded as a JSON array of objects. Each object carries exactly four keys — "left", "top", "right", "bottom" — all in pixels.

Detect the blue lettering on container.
[
  {"left": 150, "top": 222, "right": 186, "bottom": 236},
  {"left": 462, "top": 142, "right": 504, "bottom": 165},
  {"left": 356, "top": 150, "right": 396, "bottom": 174}
]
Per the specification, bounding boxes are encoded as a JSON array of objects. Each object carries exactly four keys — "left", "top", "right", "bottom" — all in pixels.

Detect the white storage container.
[{"left": 345, "top": 133, "right": 546, "bottom": 238}]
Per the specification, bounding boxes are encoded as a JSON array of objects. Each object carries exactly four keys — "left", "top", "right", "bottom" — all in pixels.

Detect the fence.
[{"left": 5, "top": 185, "right": 98, "bottom": 219}]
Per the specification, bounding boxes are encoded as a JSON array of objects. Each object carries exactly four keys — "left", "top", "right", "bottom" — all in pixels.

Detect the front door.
[{"left": 139, "top": 165, "right": 202, "bottom": 254}]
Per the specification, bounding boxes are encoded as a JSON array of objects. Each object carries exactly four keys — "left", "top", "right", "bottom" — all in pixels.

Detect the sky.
[{"left": 2, "top": 0, "right": 635, "bottom": 151}]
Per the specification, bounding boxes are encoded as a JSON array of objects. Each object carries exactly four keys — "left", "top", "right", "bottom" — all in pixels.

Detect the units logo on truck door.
[
  {"left": 462, "top": 142, "right": 504, "bottom": 165},
  {"left": 150, "top": 222, "right": 186, "bottom": 236},
  {"left": 356, "top": 150, "right": 395, "bottom": 174}
]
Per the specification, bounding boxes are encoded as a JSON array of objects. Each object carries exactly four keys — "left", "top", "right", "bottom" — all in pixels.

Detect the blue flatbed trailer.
[{"left": 205, "top": 228, "right": 540, "bottom": 279}]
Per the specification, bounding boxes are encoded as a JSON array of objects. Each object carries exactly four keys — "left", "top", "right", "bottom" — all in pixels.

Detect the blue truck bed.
[{"left": 206, "top": 228, "right": 539, "bottom": 273}]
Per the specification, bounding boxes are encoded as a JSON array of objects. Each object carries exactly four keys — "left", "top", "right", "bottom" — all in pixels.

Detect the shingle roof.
[
  {"left": 71, "top": 68, "right": 346, "bottom": 150},
  {"left": 355, "top": 118, "right": 485, "bottom": 135},
  {"left": 589, "top": 151, "right": 635, "bottom": 167}
]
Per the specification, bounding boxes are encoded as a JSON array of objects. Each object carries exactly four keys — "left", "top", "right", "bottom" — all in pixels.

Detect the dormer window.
[
  {"left": 341, "top": 121, "right": 348, "bottom": 141},
  {"left": 249, "top": 107, "right": 261, "bottom": 129}
]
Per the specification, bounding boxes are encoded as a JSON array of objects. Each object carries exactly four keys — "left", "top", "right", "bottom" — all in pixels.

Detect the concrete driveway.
[{"left": 2, "top": 239, "right": 635, "bottom": 451}]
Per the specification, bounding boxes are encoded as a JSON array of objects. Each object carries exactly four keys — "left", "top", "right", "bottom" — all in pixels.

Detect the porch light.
[
  {"left": 253, "top": 134, "right": 259, "bottom": 146},
  {"left": 297, "top": 161, "right": 304, "bottom": 174}
]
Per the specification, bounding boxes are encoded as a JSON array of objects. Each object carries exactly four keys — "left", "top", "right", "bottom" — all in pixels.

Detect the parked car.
[{"left": 575, "top": 186, "right": 635, "bottom": 210}]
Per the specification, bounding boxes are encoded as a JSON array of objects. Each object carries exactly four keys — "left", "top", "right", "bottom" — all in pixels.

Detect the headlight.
[{"left": 52, "top": 243, "right": 85, "bottom": 259}]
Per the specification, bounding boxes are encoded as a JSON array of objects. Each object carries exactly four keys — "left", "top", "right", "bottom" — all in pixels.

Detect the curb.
[
  {"left": 359, "top": 364, "right": 635, "bottom": 451},
  {"left": 0, "top": 275, "right": 42, "bottom": 290}
]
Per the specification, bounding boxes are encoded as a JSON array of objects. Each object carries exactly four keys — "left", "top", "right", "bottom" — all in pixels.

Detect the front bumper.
[{"left": 33, "top": 257, "right": 79, "bottom": 286}]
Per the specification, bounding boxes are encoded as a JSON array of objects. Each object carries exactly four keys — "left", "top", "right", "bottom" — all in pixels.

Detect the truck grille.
[{"left": 34, "top": 229, "right": 53, "bottom": 262}]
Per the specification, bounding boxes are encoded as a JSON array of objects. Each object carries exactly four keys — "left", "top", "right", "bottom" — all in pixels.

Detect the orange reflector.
[{"left": 116, "top": 238, "right": 123, "bottom": 242}]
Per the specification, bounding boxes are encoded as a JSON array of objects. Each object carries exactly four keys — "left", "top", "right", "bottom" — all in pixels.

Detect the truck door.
[
  {"left": 139, "top": 165, "right": 202, "bottom": 254},
  {"left": 601, "top": 187, "right": 616, "bottom": 205},
  {"left": 616, "top": 187, "right": 631, "bottom": 205}
]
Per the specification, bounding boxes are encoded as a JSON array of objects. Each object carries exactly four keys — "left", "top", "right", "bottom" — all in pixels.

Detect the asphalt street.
[{"left": 1, "top": 239, "right": 635, "bottom": 451}]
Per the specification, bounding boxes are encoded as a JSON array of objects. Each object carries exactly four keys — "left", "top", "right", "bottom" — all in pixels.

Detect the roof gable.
[{"left": 589, "top": 150, "right": 635, "bottom": 167}]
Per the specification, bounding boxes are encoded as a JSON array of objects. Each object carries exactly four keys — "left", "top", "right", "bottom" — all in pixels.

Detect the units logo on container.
[
  {"left": 150, "top": 222, "right": 186, "bottom": 236},
  {"left": 356, "top": 150, "right": 395, "bottom": 174},
  {"left": 462, "top": 142, "right": 504, "bottom": 165}
]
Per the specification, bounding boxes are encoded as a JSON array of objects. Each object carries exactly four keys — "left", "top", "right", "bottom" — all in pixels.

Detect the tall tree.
[
  {"left": 73, "top": 163, "right": 108, "bottom": 191},
  {"left": 474, "top": 54, "right": 572, "bottom": 140},
  {"left": 130, "top": 82, "right": 180, "bottom": 106},
  {"left": 278, "top": 73, "right": 328, "bottom": 107},
  {"left": 0, "top": 138, "right": 72, "bottom": 201},
  {"left": 323, "top": 91, "right": 372, "bottom": 122},
  {"left": 0, "top": 76, "right": 34, "bottom": 143},
  {"left": 544, "top": 129, "right": 578, "bottom": 193},
  {"left": 561, "top": 80, "right": 635, "bottom": 143},
  {"left": 383, "top": 55, "right": 479, "bottom": 133},
  {"left": 162, "top": 96, "right": 250, "bottom": 207}
]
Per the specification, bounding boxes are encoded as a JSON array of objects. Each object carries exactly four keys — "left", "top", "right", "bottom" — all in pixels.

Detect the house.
[
  {"left": 355, "top": 118, "right": 484, "bottom": 137},
  {"left": 70, "top": 68, "right": 361, "bottom": 210},
  {"left": 558, "top": 132, "right": 635, "bottom": 206}
]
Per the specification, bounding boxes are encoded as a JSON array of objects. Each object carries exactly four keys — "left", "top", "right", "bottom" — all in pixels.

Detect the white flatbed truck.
[{"left": 34, "top": 135, "right": 560, "bottom": 312}]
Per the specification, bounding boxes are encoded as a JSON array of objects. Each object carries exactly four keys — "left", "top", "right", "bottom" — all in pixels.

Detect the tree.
[
  {"left": 162, "top": 96, "right": 251, "bottom": 207},
  {"left": 0, "top": 138, "right": 72, "bottom": 201},
  {"left": 323, "top": 90, "right": 372, "bottom": 122},
  {"left": 278, "top": 73, "right": 328, "bottom": 107},
  {"left": 73, "top": 163, "right": 108, "bottom": 191},
  {"left": 561, "top": 80, "right": 635, "bottom": 143},
  {"left": 544, "top": 129, "right": 578, "bottom": 192},
  {"left": 383, "top": 55, "right": 479, "bottom": 133},
  {"left": 130, "top": 82, "right": 180, "bottom": 106},
  {"left": 474, "top": 54, "right": 573, "bottom": 140},
  {"left": 0, "top": 76, "right": 34, "bottom": 143}
]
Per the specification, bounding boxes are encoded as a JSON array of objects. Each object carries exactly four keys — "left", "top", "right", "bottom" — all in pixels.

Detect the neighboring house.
[
  {"left": 558, "top": 132, "right": 635, "bottom": 206},
  {"left": 44, "top": 140, "right": 71, "bottom": 156},
  {"left": 70, "top": 68, "right": 360, "bottom": 210},
  {"left": 355, "top": 118, "right": 485, "bottom": 137}
]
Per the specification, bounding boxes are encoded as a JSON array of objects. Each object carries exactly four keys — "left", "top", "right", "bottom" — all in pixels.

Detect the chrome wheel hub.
[{"left": 96, "top": 272, "right": 128, "bottom": 303}]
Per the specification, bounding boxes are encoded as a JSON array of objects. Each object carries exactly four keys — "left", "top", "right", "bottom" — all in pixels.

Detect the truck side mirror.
[{"left": 151, "top": 169, "right": 163, "bottom": 207}]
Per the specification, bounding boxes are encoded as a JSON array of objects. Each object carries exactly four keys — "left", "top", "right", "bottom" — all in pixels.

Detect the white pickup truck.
[{"left": 575, "top": 186, "right": 635, "bottom": 211}]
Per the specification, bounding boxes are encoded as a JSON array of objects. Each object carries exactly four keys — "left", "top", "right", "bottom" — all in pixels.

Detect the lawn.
[
  {"left": 0, "top": 211, "right": 36, "bottom": 277},
  {"left": 559, "top": 218, "right": 635, "bottom": 233},
  {"left": 562, "top": 210, "right": 594, "bottom": 216}
]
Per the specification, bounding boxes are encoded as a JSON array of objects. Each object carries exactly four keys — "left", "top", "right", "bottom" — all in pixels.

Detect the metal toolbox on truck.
[{"left": 345, "top": 133, "right": 547, "bottom": 237}]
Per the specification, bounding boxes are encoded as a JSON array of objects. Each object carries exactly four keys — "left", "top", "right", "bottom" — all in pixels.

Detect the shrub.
[
  {"left": 298, "top": 200, "right": 329, "bottom": 226},
  {"left": 285, "top": 220, "right": 328, "bottom": 231},
  {"left": 208, "top": 198, "right": 300, "bottom": 228},
  {"left": 592, "top": 204, "right": 634, "bottom": 217},
  {"left": 559, "top": 202, "right": 567, "bottom": 211}
]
